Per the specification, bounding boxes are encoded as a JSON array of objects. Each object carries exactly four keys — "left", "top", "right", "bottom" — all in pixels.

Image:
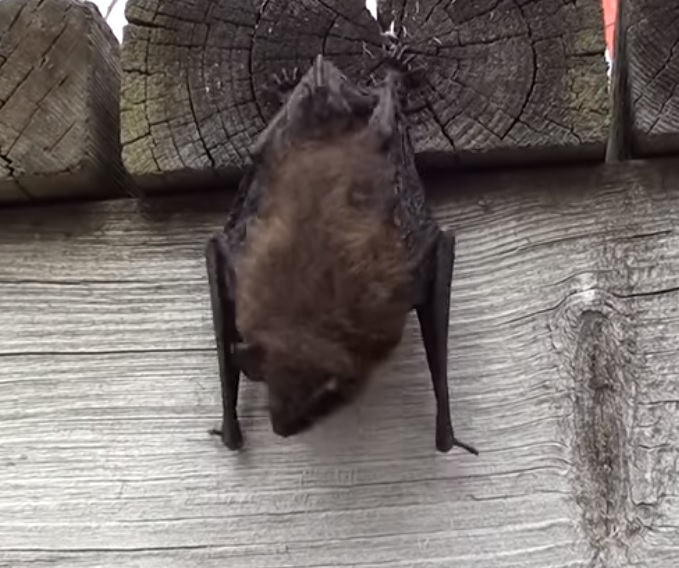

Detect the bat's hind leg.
[
  {"left": 205, "top": 232, "right": 243, "bottom": 450},
  {"left": 416, "top": 230, "right": 478, "bottom": 455}
]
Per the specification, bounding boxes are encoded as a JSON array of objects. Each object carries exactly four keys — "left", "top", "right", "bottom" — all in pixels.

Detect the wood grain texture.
[
  {"left": 1, "top": 160, "right": 679, "bottom": 566},
  {"left": 622, "top": 0, "right": 679, "bottom": 156},
  {"left": 0, "top": 0, "right": 127, "bottom": 203},
  {"left": 120, "top": 0, "right": 611, "bottom": 190}
]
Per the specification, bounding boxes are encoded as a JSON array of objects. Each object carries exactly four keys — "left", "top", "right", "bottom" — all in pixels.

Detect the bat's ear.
[
  {"left": 367, "top": 79, "right": 397, "bottom": 147},
  {"left": 232, "top": 342, "right": 265, "bottom": 381}
]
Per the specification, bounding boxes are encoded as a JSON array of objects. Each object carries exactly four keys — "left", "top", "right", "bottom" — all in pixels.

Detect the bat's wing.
[
  {"left": 392, "top": 115, "right": 441, "bottom": 308},
  {"left": 365, "top": 63, "right": 477, "bottom": 454},
  {"left": 364, "top": 67, "right": 441, "bottom": 307}
]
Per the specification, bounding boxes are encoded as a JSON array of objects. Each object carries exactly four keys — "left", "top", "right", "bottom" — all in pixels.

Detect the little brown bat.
[{"left": 205, "top": 41, "right": 477, "bottom": 455}]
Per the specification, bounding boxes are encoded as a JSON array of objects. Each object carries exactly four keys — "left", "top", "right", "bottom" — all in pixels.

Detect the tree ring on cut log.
[
  {"left": 624, "top": 0, "right": 679, "bottom": 157},
  {"left": 376, "top": 0, "right": 610, "bottom": 166},
  {"left": 122, "top": 0, "right": 381, "bottom": 189},
  {"left": 121, "top": 0, "right": 610, "bottom": 189}
]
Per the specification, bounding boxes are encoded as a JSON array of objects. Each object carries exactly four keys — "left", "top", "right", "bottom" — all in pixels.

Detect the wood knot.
[{"left": 549, "top": 288, "right": 641, "bottom": 563}]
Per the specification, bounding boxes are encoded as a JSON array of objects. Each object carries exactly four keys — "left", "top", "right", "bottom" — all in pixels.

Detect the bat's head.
[{"left": 232, "top": 341, "right": 368, "bottom": 437}]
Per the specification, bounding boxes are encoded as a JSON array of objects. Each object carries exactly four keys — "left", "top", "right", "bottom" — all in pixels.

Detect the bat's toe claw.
[
  {"left": 210, "top": 420, "right": 244, "bottom": 451},
  {"left": 453, "top": 438, "right": 479, "bottom": 456},
  {"left": 291, "top": 66, "right": 302, "bottom": 83},
  {"left": 436, "top": 423, "right": 478, "bottom": 455},
  {"left": 383, "top": 42, "right": 415, "bottom": 71}
]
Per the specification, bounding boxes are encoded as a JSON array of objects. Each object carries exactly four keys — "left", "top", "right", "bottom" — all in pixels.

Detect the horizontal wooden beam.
[
  {"left": 0, "top": 0, "right": 126, "bottom": 202},
  {"left": 1, "top": 160, "right": 678, "bottom": 564},
  {"left": 14, "top": 1, "right": 679, "bottom": 203},
  {"left": 120, "top": 0, "right": 612, "bottom": 190}
]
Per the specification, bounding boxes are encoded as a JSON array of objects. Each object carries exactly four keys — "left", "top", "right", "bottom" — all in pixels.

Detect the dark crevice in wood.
[
  {"left": 607, "top": 0, "right": 632, "bottom": 163},
  {"left": 0, "top": 545, "right": 215, "bottom": 554},
  {"left": 422, "top": 77, "right": 457, "bottom": 155},
  {"left": 613, "top": 285, "right": 679, "bottom": 299},
  {"left": 188, "top": 33, "right": 216, "bottom": 169},
  {"left": 623, "top": 229, "right": 673, "bottom": 240},
  {"left": 503, "top": 1, "right": 536, "bottom": 144},
  {"left": 0, "top": 277, "right": 204, "bottom": 286},
  {"left": 0, "top": 347, "right": 216, "bottom": 358},
  {"left": 0, "top": 153, "right": 31, "bottom": 200},
  {"left": 647, "top": 80, "right": 679, "bottom": 136},
  {"left": 4, "top": 0, "right": 29, "bottom": 31},
  {"left": 0, "top": 21, "right": 68, "bottom": 110},
  {"left": 249, "top": 0, "right": 272, "bottom": 128}
]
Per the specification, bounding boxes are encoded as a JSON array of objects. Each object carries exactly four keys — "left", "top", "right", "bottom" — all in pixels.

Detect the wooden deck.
[{"left": 1, "top": 161, "right": 679, "bottom": 567}]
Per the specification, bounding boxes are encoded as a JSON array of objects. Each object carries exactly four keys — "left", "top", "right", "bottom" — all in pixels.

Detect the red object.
[{"left": 602, "top": 0, "right": 617, "bottom": 56}]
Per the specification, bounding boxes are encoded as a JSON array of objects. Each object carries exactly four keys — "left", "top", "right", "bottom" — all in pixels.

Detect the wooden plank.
[
  {"left": 1, "top": 161, "right": 679, "bottom": 565},
  {"left": 0, "top": 0, "right": 127, "bottom": 203},
  {"left": 621, "top": 0, "right": 679, "bottom": 156},
  {"left": 120, "top": 0, "right": 611, "bottom": 191}
]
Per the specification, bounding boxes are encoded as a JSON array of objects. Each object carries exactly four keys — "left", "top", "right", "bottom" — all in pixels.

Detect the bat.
[{"left": 205, "top": 38, "right": 478, "bottom": 455}]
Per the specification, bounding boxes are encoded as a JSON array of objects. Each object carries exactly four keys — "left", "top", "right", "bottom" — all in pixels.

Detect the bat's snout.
[{"left": 270, "top": 411, "right": 312, "bottom": 438}]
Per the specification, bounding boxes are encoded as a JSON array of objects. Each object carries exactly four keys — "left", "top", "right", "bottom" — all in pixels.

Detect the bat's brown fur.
[{"left": 234, "top": 123, "right": 412, "bottom": 435}]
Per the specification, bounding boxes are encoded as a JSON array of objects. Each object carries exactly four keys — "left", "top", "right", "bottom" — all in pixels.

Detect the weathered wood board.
[
  {"left": 121, "top": 0, "right": 611, "bottom": 190},
  {"left": 1, "top": 160, "right": 679, "bottom": 566},
  {"left": 621, "top": 0, "right": 679, "bottom": 157},
  {"left": 0, "top": 0, "right": 125, "bottom": 202}
]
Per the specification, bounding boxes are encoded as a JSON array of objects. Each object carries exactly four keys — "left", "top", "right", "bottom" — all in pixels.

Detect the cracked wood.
[
  {"left": 1, "top": 160, "right": 679, "bottom": 566},
  {"left": 618, "top": 0, "right": 679, "bottom": 157},
  {"left": 0, "top": 0, "right": 126, "bottom": 202},
  {"left": 120, "top": 0, "right": 611, "bottom": 190}
]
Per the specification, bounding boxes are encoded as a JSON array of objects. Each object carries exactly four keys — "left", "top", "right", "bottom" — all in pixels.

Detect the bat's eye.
[
  {"left": 324, "top": 377, "right": 339, "bottom": 393},
  {"left": 320, "top": 375, "right": 359, "bottom": 402}
]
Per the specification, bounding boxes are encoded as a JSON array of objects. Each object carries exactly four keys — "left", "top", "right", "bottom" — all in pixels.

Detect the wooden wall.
[{"left": 1, "top": 1, "right": 679, "bottom": 567}]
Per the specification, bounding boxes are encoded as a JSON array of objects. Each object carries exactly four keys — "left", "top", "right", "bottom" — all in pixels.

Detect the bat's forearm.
[
  {"left": 417, "top": 230, "right": 478, "bottom": 455},
  {"left": 205, "top": 233, "right": 243, "bottom": 450}
]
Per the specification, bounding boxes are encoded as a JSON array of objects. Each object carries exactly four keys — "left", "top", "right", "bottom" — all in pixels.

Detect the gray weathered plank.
[
  {"left": 0, "top": 0, "right": 126, "bottom": 203},
  {"left": 121, "top": 0, "right": 611, "bottom": 190},
  {"left": 621, "top": 0, "right": 679, "bottom": 156},
  {"left": 1, "top": 161, "right": 679, "bottom": 566}
]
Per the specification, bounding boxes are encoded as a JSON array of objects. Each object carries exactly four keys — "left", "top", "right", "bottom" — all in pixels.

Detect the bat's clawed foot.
[
  {"left": 272, "top": 67, "right": 303, "bottom": 95},
  {"left": 383, "top": 42, "right": 416, "bottom": 72},
  {"left": 452, "top": 437, "right": 479, "bottom": 456},
  {"left": 436, "top": 420, "right": 478, "bottom": 456},
  {"left": 263, "top": 67, "right": 303, "bottom": 107},
  {"left": 380, "top": 39, "right": 425, "bottom": 91},
  {"left": 210, "top": 418, "right": 243, "bottom": 451}
]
